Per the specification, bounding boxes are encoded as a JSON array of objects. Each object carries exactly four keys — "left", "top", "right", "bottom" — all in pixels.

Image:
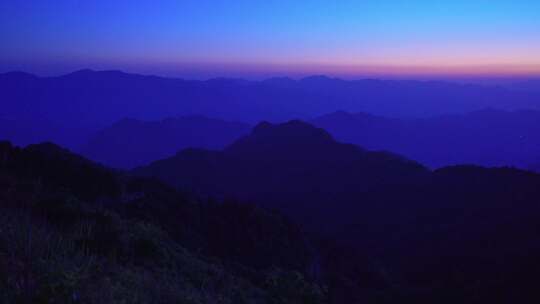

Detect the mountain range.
[
  {"left": 3, "top": 118, "right": 540, "bottom": 302},
  {"left": 81, "top": 115, "right": 250, "bottom": 168},
  {"left": 132, "top": 120, "right": 540, "bottom": 303},
  {"left": 3, "top": 69, "right": 540, "bottom": 148},
  {"left": 132, "top": 120, "right": 428, "bottom": 230},
  {"left": 311, "top": 109, "right": 540, "bottom": 168},
  {"left": 79, "top": 107, "right": 540, "bottom": 170},
  {"left": 4, "top": 69, "right": 540, "bottom": 302}
]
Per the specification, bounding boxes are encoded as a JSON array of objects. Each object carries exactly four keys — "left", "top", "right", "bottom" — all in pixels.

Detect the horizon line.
[{"left": 3, "top": 67, "right": 540, "bottom": 83}]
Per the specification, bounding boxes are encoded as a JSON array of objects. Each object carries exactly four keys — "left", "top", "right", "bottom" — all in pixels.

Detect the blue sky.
[{"left": 1, "top": 0, "right": 539, "bottom": 78}]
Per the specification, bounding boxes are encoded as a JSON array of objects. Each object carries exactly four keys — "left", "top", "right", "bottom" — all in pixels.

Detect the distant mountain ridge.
[
  {"left": 312, "top": 108, "right": 540, "bottom": 168},
  {"left": 3, "top": 69, "right": 540, "bottom": 141},
  {"left": 81, "top": 115, "right": 250, "bottom": 168},
  {"left": 51, "top": 107, "right": 540, "bottom": 170}
]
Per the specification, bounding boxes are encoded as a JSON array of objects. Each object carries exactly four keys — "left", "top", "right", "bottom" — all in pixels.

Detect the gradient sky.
[{"left": 1, "top": 0, "right": 539, "bottom": 79}]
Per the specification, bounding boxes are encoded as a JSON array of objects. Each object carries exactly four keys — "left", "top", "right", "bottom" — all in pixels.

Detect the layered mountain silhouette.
[
  {"left": 3, "top": 69, "right": 540, "bottom": 149},
  {"left": 81, "top": 115, "right": 250, "bottom": 168},
  {"left": 4, "top": 69, "right": 540, "bottom": 303},
  {"left": 312, "top": 109, "right": 540, "bottom": 168},
  {"left": 134, "top": 120, "right": 540, "bottom": 303},
  {"left": 3, "top": 120, "right": 540, "bottom": 302},
  {"left": 71, "top": 108, "right": 540, "bottom": 170},
  {"left": 133, "top": 120, "right": 428, "bottom": 230}
]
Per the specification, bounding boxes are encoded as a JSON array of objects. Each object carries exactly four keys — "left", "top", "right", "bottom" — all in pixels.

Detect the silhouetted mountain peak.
[
  {"left": 247, "top": 120, "right": 335, "bottom": 144},
  {"left": 300, "top": 75, "right": 337, "bottom": 82},
  {"left": 71, "top": 68, "right": 95, "bottom": 74},
  {"left": 25, "top": 142, "right": 69, "bottom": 155},
  {"left": 63, "top": 69, "right": 97, "bottom": 77},
  {"left": 262, "top": 77, "right": 297, "bottom": 87},
  {"left": 264, "top": 76, "right": 295, "bottom": 82},
  {"left": 205, "top": 77, "right": 251, "bottom": 86},
  {"left": 223, "top": 120, "right": 373, "bottom": 162},
  {"left": 252, "top": 121, "right": 274, "bottom": 132},
  {"left": 62, "top": 69, "right": 133, "bottom": 81},
  {"left": 24, "top": 142, "right": 101, "bottom": 167}
]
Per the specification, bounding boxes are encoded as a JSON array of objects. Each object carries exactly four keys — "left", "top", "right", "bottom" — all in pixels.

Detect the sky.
[{"left": 1, "top": 0, "right": 540, "bottom": 79}]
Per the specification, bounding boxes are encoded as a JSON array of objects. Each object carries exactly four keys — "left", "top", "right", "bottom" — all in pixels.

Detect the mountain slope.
[
  {"left": 133, "top": 120, "right": 540, "bottom": 303},
  {"left": 134, "top": 120, "right": 429, "bottom": 231},
  {"left": 81, "top": 116, "right": 250, "bottom": 168},
  {"left": 2, "top": 141, "right": 409, "bottom": 303},
  {"left": 312, "top": 109, "right": 540, "bottom": 168},
  {"left": 0, "top": 141, "right": 333, "bottom": 303}
]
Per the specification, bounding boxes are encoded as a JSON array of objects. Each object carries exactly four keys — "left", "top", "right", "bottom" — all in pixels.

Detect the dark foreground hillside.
[
  {"left": 0, "top": 141, "right": 399, "bottom": 304},
  {"left": 0, "top": 141, "right": 323, "bottom": 303}
]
